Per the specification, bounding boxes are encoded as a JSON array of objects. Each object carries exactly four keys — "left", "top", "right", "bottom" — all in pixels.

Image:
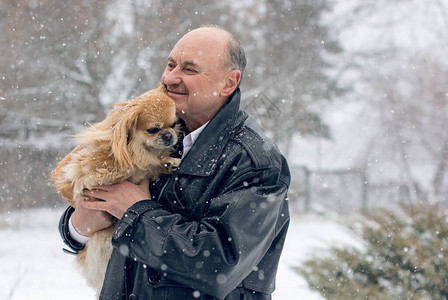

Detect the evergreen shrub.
[{"left": 296, "top": 204, "right": 448, "bottom": 299}]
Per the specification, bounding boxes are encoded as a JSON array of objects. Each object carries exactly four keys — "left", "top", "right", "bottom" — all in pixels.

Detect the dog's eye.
[
  {"left": 147, "top": 127, "right": 160, "bottom": 134},
  {"left": 169, "top": 122, "right": 178, "bottom": 128}
]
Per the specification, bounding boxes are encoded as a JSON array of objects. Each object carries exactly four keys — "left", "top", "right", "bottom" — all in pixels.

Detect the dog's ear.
[{"left": 111, "top": 104, "right": 140, "bottom": 170}]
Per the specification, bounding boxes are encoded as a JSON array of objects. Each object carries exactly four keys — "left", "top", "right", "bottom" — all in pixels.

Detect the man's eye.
[
  {"left": 185, "top": 68, "right": 197, "bottom": 73},
  {"left": 147, "top": 127, "right": 160, "bottom": 134}
]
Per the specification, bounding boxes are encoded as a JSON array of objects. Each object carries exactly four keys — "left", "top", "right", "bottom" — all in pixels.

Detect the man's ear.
[{"left": 220, "top": 70, "right": 241, "bottom": 97}]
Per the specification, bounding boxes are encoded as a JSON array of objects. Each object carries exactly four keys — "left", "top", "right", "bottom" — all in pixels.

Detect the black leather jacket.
[{"left": 60, "top": 88, "right": 290, "bottom": 300}]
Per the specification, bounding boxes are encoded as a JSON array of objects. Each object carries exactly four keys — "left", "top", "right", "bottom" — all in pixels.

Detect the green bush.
[{"left": 296, "top": 204, "right": 448, "bottom": 299}]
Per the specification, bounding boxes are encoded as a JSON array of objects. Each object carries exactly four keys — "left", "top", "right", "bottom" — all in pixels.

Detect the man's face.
[{"left": 161, "top": 29, "right": 230, "bottom": 131}]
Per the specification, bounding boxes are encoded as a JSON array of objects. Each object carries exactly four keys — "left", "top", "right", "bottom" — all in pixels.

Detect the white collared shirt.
[
  {"left": 68, "top": 121, "right": 209, "bottom": 244},
  {"left": 181, "top": 121, "right": 208, "bottom": 159}
]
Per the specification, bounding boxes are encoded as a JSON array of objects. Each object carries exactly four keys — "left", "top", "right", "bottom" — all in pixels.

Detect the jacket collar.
[{"left": 177, "top": 88, "right": 247, "bottom": 176}]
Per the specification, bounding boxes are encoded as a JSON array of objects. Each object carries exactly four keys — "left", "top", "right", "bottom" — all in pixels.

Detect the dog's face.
[
  {"left": 109, "top": 86, "right": 180, "bottom": 168},
  {"left": 132, "top": 101, "right": 180, "bottom": 151},
  {"left": 128, "top": 87, "right": 180, "bottom": 152}
]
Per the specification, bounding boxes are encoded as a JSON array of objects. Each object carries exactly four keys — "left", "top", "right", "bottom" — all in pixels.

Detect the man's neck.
[
  {"left": 184, "top": 117, "right": 210, "bottom": 133},
  {"left": 182, "top": 96, "right": 230, "bottom": 132}
]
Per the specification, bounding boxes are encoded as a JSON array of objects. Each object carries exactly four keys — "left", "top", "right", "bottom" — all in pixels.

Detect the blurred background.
[
  {"left": 1, "top": 0, "right": 447, "bottom": 214},
  {"left": 1, "top": 1, "right": 448, "bottom": 299}
]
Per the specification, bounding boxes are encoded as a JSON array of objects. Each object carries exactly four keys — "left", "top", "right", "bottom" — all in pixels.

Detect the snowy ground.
[{"left": 0, "top": 208, "right": 360, "bottom": 300}]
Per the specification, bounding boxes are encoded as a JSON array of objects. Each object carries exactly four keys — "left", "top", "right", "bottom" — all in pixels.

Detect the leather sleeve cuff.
[
  {"left": 112, "top": 200, "right": 162, "bottom": 248},
  {"left": 58, "top": 206, "right": 86, "bottom": 255}
]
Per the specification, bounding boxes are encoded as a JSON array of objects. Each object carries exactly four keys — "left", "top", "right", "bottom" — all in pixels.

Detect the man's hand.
[
  {"left": 81, "top": 178, "right": 151, "bottom": 219},
  {"left": 71, "top": 201, "right": 114, "bottom": 237}
]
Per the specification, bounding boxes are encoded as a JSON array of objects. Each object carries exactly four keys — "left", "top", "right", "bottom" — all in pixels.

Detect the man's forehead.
[
  {"left": 167, "top": 55, "right": 200, "bottom": 67},
  {"left": 168, "top": 45, "right": 224, "bottom": 66}
]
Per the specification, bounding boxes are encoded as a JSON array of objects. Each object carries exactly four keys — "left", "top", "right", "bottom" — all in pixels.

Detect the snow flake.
[
  {"left": 216, "top": 274, "right": 227, "bottom": 284},
  {"left": 119, "top": 244, "right": 129, "bottom": 256}
]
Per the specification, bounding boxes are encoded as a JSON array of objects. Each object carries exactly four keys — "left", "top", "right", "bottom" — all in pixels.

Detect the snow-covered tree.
[
  {"left": 330, "top": 0, "right": 448, "bottom": 203},
  {"left": 241, "top": 0, "right": 344, "bottom": 155}
]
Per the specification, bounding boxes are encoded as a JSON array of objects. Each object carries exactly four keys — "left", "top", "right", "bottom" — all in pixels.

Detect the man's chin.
[{"left": 176, "top": 108, "right": 187, "bottom": 117}]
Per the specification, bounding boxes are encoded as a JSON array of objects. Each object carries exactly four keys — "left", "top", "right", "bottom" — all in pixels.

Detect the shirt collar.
[
  {"left": 176, "top": 88, "right": 244, "bottom": 176},
  {"left": 182, "top": 121, "right": 209, "bottom": 159}
]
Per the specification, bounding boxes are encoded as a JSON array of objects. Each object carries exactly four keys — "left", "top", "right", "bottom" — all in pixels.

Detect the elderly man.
[{"left": 59, "top": 26, "right": 290, "bottom": 300}]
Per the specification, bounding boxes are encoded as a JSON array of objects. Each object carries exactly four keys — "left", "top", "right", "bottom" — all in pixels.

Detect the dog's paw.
[{"left": 162, "top": 157, "right": 181, "bottom": 172}]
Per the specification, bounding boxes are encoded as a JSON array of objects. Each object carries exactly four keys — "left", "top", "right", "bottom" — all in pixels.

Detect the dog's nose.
[{"left": 161, "top": 132, "right": 173, "bottom": 146}]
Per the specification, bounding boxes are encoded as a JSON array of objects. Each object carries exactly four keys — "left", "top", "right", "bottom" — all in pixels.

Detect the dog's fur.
[{"left": 50, "top": 85, "right": 181, "bottom": 295}]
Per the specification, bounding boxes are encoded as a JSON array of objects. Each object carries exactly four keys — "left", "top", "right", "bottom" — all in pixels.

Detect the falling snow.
[{"left": 1, "top": 0, "right": 447, "bottom": 299}]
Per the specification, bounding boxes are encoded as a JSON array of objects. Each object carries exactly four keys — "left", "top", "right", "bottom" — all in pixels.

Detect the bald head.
[
  {"left": 182, "top": 27, "right": 246, "bottom": 77},
  {"left": 183, "top": 27, "right": 231, "bottom": 41}
]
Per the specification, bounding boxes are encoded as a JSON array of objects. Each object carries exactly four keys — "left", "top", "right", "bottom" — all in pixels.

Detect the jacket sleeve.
[
  {"left": 112, "top": 152, "right": 290, "bottom": 299},
  {"left": 58, "top": 206, "right": 86, "bottom": 254}
]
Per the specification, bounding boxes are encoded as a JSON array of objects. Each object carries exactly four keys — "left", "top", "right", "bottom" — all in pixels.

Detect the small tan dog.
[{"left": 50, "top": 85, "right": 181, "bottom": 295}]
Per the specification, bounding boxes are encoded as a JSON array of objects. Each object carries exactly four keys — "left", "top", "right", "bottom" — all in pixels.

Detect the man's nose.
[{"left": 162, "top": 68, "right": 182, "bottom": 86}]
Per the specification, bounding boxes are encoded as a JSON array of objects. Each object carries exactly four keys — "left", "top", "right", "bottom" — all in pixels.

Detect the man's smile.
[{"left": 166, "top": 88, "right": 188, "bottom": 96}]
